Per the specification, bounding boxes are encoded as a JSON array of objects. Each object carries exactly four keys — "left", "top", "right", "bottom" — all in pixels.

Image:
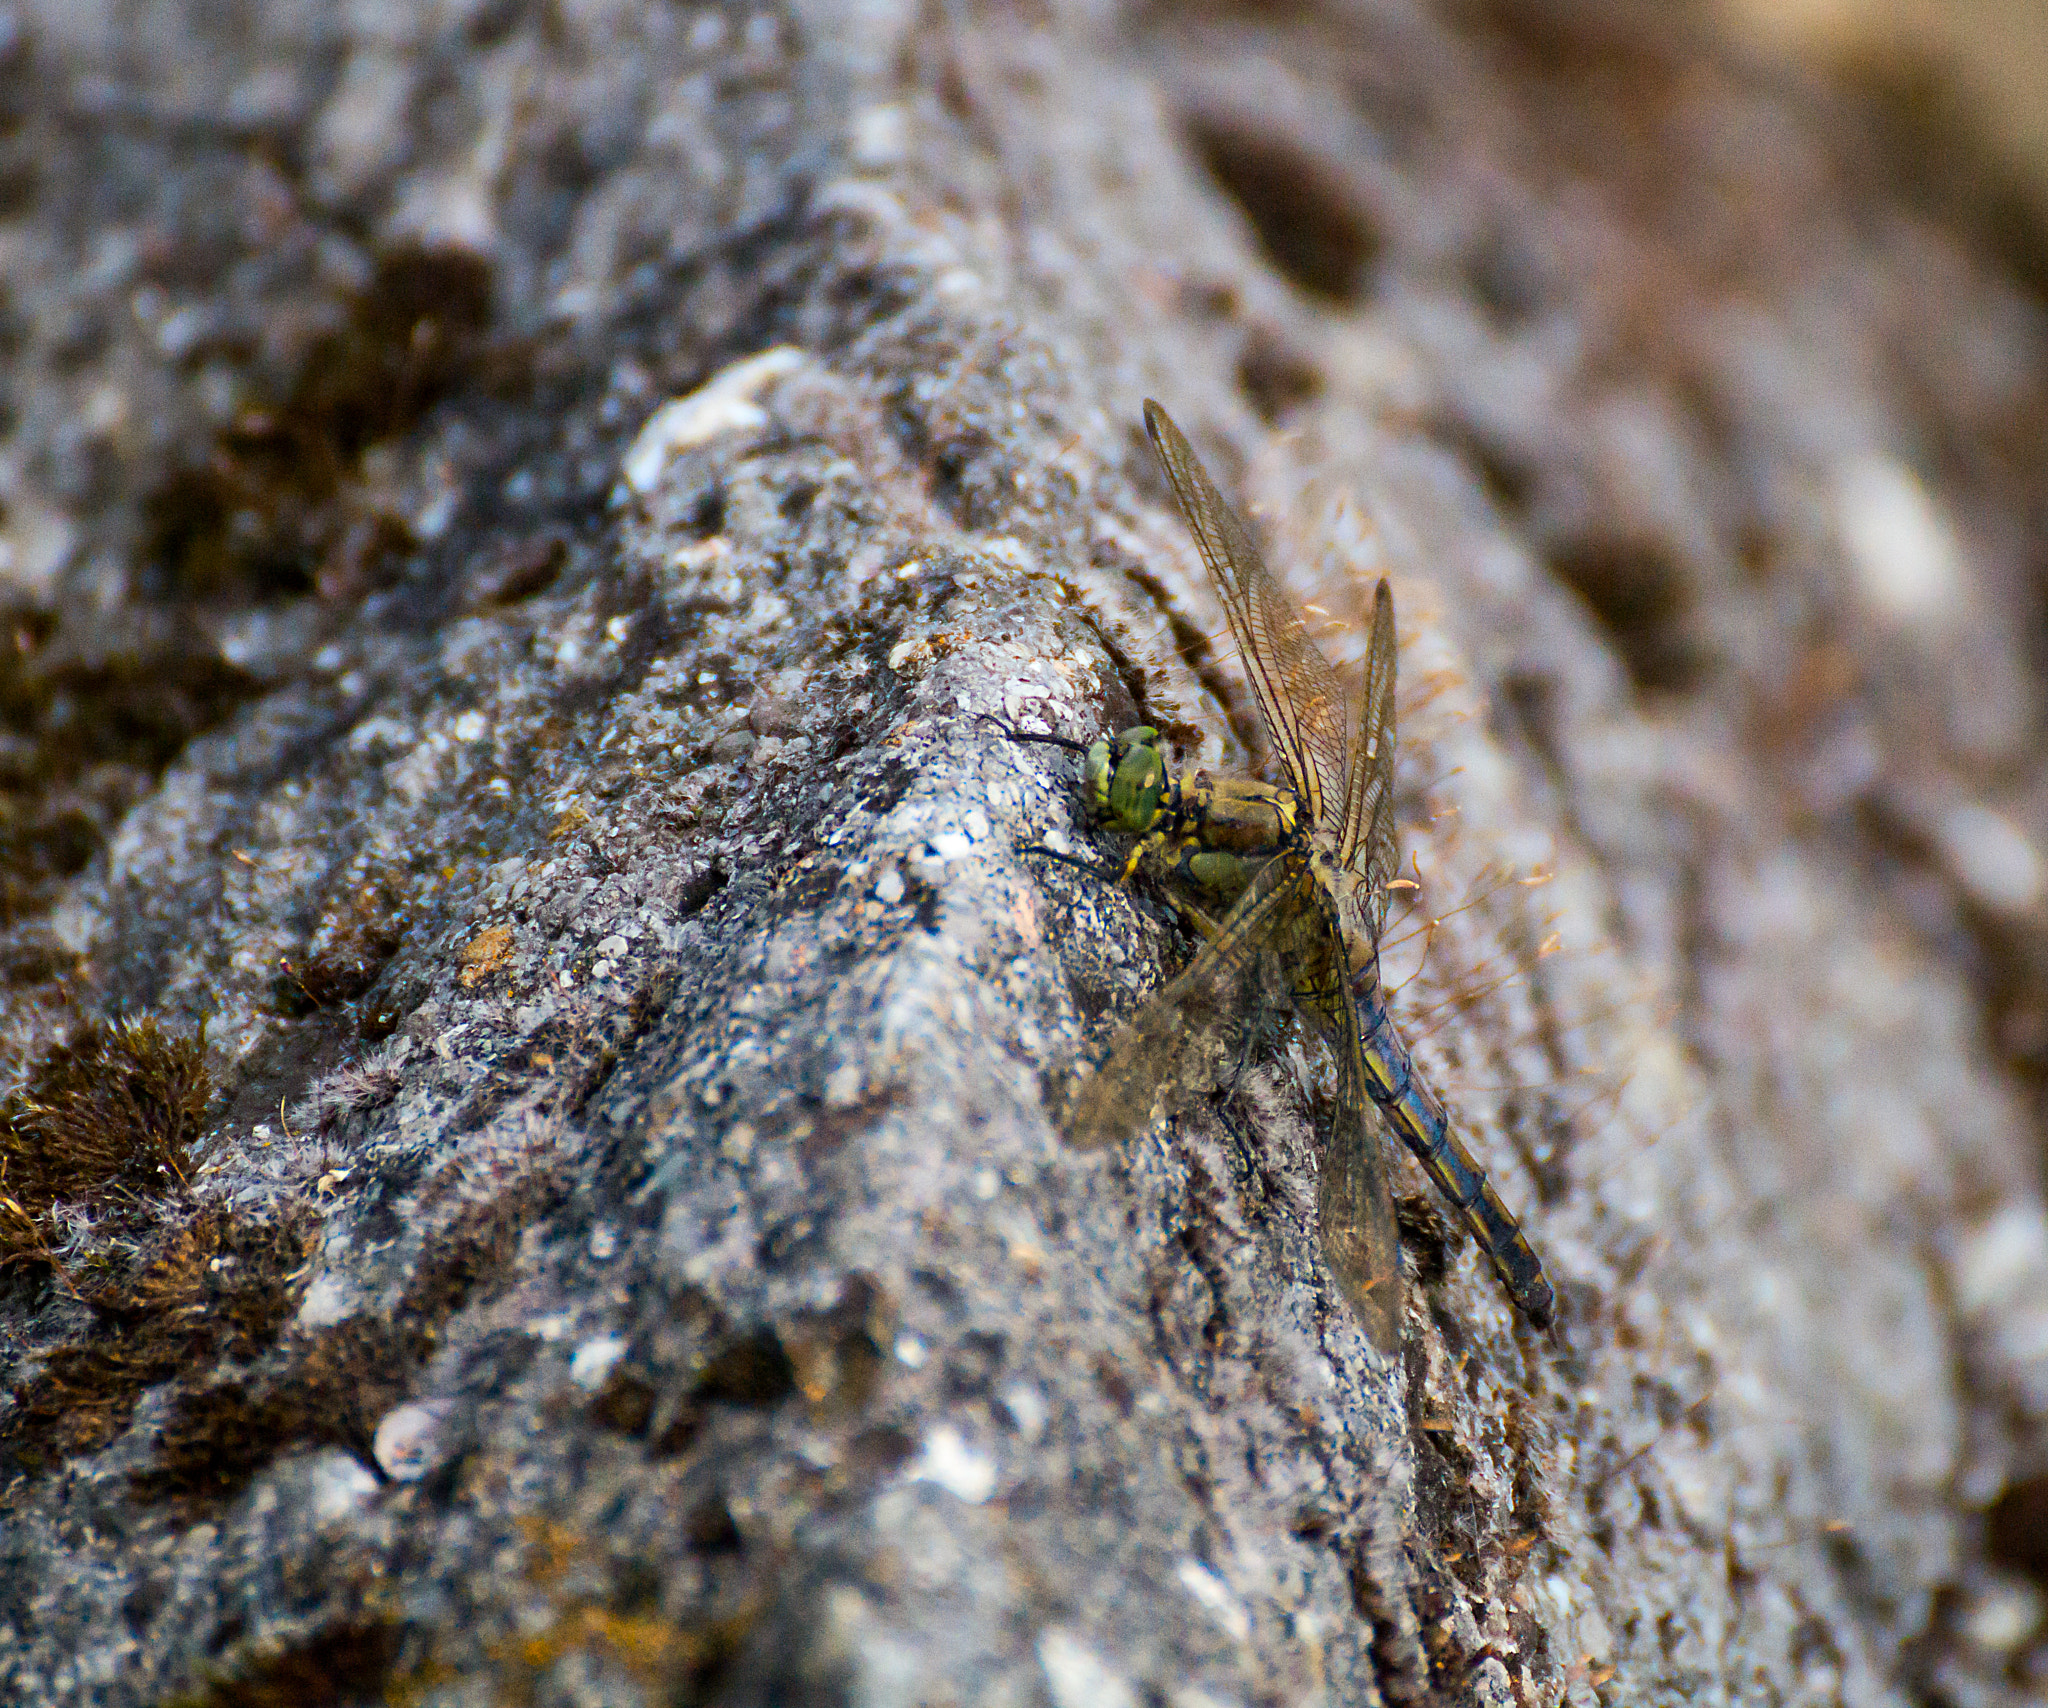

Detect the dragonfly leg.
[
  {"left": 976, "top": 711, "right": 1088, "bottom": 754},
  {"left": 1018, "top": 842, "right": 1124, "bottom": 883},
  {"left": 1118, "top": 829, "right": 1190, "bottom": 886}
]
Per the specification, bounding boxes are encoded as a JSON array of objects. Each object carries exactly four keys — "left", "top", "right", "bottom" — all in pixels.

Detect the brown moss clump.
[
  {"left": 0, "top": 1017, "right": 210, "bottom": 1266},
  {"left": 0, "top": 610, "right": 262, "bottom": 949},
  {"left": 130, "top": 1166, "right": 564, "bottom": 1509},
  {"left": 1, "top": 1207, "right": 314, "bottom": 1466},
  {"left": 0, "top": 1018, "right": 327, "bottom": 1473},
  {"left": 141, "top": 243, "right": 496, "bottom": 605},
  {"left": 160, "top": 1619, "right": 406, "bottom": 1708}
]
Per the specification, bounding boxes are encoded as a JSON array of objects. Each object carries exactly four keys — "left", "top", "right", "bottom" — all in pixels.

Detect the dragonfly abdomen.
[{"left": 1354, "top": 983, "right": 1556, "bottom": 1329}]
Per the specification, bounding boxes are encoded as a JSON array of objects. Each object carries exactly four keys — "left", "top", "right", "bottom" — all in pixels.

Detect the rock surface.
[{"left": 2, "top": 1, "right": 2047, "bottom": 1704}]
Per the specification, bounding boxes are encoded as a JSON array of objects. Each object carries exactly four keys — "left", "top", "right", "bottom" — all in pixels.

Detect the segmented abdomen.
[{"left": 1353, "top": 983, "right": 1555, "bottom": 1328}]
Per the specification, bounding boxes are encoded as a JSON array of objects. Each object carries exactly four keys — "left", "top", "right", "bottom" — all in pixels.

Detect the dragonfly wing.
[
  {"left": 1062, "top": 854, "right": 1308, "bottom": 1152},
  {"left": 1144, "top": 401, "right": 1352, "bottom": 829},
  {"left": 1339, "top": 578, "right": 1401, "bottom": 939},
  {"left": 1317, "top": 967, "right": 1405, "bottom": 1355}
]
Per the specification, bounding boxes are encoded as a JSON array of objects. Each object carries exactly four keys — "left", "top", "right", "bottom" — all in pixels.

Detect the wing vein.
[
  {"left": 1144, "top": 402, "right": 1352, "bottom": 830},
  {"left": 1061, "top": 854, "right": 1309, "bottom": 1152}
]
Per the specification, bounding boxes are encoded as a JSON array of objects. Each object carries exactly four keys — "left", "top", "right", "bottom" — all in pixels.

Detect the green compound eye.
[
  {"left": 1081, "top": 736, "right": 1118, "bottom": 820},
  {"left": 1104, "top": 727, "right": 1166, "bottom": 834}
]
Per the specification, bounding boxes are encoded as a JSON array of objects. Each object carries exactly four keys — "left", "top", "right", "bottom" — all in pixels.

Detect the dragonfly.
[{"left": 1055, "top": 401, "right": 1554, "bottom": 1351}]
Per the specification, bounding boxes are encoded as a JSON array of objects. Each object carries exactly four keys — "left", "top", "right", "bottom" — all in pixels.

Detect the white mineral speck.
[
  {"left": 906, "top": 1423, "right": 997, "bottom": 1503},
  {"left": 372, "top": 1400, "right": 455, "bottom": 1482},
  {"left": 1934, "top": 800, "right": 2045, "bottom": 914},
  {"left": 1957, "top": 1203, "right": 2048, "bottom": 1316},
  {"left": 294, "top": 1271, "right": 356, "bottom": 1328},
  {"left": 873, "top": 867, "right": 905, "bottom": 904},
  {"left": 414, "top": 487, "right": 459, "bottom": 540},
  {"left": 1175, "top": 1558, "right": 1251, "bottom": 1642},
  {"left": 1172, "top": 1690, "right": 1243, "bottom": 1708},
  {"left": 1963, "top": 1578, "right": 2044, "bottom": 1653},
  {"left": 569, "top": 1334, "right": 628, "bottom": 1390},
  {"left": 622, "top": 346, "right": 806, "bottom": 493},
  {"left": 1836, "top": 454, "right": 1969, "bottom": 625},
  {"left": 849, "top": 103, "right": 906, "bottom": 168},
  {"left": 309, "top": 1451, "right": 380, "bottom": 1522},
  {"left": 1038, "top": 1628, "right": 1137, "bottom": 1708},
  {"left": 998, "top": 1382, "right": 1048, "bottom": 1441}
]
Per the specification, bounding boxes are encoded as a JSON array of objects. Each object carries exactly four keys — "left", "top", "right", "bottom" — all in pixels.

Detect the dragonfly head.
[{"left": 1085, "top": 726, "right": 1171, "bottom": 834}]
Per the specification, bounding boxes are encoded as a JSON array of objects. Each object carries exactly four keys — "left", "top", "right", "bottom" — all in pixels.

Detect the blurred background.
[{"left": 1723, "top": 0, "right": 2048, "bottom": 291}]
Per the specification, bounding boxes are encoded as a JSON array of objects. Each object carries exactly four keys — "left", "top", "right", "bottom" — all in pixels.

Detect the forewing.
[
  {"left": 1340, "top": 578, "right": 1401, "bottom": 941},
  {"left": 1062, "top": 854, "right": 1307, "bottom": 1152},
  {"left": 1317, "top": 965, "right": 1405, "bottom": 1354},
  {"left": 1144, "top": 401, "right": 1351, "bottom": 830}
]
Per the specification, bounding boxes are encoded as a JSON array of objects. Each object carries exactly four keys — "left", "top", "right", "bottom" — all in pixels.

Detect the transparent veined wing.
[
  {"left": 1062, "top": 853, "right": 1308, "bottom": 1153},
  {"left": 1340, "top": 577, "right": 1401, "bottom": 941},
  {"left": 1316, "top": 968, "right": 1405, "bottom": 1355},
  {"left": 1143, "top": 401, "right": 1352, "bottom": 832}
]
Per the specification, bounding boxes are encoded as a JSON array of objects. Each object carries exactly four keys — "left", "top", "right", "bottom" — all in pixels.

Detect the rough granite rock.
[{"left": 2, "top": 1, "right": 2048, "bottom": 1704}]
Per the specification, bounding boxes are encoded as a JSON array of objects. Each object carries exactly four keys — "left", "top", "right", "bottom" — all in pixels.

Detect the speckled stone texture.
[{"left": 2, "top": 1, "right": 2048, "bottom": 1704}]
